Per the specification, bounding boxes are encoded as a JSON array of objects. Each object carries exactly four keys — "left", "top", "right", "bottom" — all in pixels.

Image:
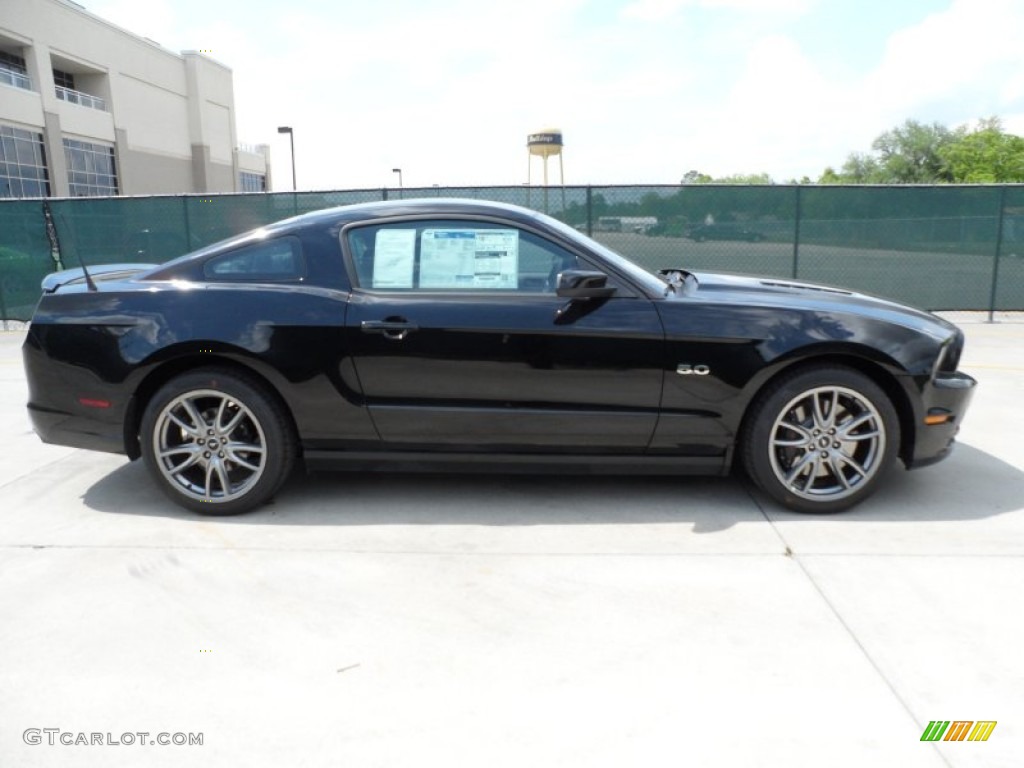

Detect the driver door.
[{"left": 343, "top": 217, "right": 665, "bottom": 453}]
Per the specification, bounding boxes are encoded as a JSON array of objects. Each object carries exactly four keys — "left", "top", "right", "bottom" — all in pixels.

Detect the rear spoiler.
[{"left": 42, "top": 263, "right": 158, "bottom": 293}]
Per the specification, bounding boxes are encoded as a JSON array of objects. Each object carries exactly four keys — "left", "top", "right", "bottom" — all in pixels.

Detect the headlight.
[{"left": 932, "top": 330, "right": 964, "bottom": 378}]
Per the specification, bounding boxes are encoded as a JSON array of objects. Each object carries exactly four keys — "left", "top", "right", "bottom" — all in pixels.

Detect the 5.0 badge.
[{"left": 676, "top": 364, "right": 711, "bottom": 375}]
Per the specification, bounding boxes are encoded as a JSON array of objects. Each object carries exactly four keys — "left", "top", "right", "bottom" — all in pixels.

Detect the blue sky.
[{"left": 90, "top": 0, "right": 1024, "bottom": 191}]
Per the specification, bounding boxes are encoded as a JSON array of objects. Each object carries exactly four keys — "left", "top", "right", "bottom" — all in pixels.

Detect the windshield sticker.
[
  {"left": 372, "top": 229, "right": 416, "bottom": 288},
  {"left": 420, "top": 229, "right": 519, "bottom": 289}
]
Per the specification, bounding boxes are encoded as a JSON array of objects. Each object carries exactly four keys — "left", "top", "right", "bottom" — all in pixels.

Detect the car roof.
[
  {"left": 267, "top": 198, "right": 549, "bottom": 232},
  {"left": 142, "top": 198, "right": 567, "bottom": 278}
]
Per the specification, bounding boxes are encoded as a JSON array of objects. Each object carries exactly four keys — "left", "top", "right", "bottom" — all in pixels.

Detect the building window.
[
  {"left": 0, "top": 51, "right": 27, "bottom": 74},
  {"left": 53, "top": 69, "right": 76, "bottom": 90},
  {"left": 239, "top": 171, "right": 266, "bottom": 192},
  {"left": 0, "top": 50, "right": 31, "bottom": 90},
  {"left": 63, "top": 138, "right": 118, "bottom": 196},
  {"left": 0, "top": 125, "right": 51, "bottom": 198}
]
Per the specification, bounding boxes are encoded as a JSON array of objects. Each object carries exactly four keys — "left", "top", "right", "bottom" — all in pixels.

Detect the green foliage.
[
  {"left": 818, "top": 167, "right": 841, "bottom": 184},
  {"left": 870, "top": 120, "right": 954, "bottom": 183},
  {"left": 939, "top": 118, "right": 1024, "bottom": 182},
  {"left": 818, "top": 117, "right": 1024, "bottom": 184},
  {"left": 681, "top": 170, "right": 712, "bottom": 184},
  {"left": 681, "top": 170, "right": 774, "bottom": 184},
  {"left": 713, "top": 172, "right": 774, "bottom": 185}
]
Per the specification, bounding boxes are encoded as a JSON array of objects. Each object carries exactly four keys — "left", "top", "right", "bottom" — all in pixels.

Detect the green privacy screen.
[{"left": 1, "top": 184, "right": 1021, "bottom": 321}]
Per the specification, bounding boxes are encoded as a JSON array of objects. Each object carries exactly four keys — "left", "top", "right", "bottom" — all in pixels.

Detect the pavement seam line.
[{"left": 740, "top": 479, "right": 954, "bottom": 768}]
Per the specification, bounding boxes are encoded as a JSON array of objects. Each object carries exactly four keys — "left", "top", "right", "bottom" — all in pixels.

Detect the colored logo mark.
[{"left": 920, "top": 721, "right": 996, "bottom": 742}]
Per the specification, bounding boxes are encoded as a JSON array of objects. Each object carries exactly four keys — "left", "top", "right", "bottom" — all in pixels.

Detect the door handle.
[{"left": 361, "top": 319, "right": 418, "bottom": 341}]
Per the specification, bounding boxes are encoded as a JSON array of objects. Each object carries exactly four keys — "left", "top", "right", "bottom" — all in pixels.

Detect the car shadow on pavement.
[
  {"left": 746, "top": 442, "right": 1024, "bottom": 524},
  {"left": 82, "top": 462, "right": 752, "bottom": 533},
  {"left": 80, "top": 441, "right": 1022, "bottom": 531}
]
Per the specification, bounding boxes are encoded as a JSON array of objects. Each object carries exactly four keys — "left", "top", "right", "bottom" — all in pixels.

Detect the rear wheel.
[
  {"left": 140, "top": 369, "right": 295, "bottom": 515},
  {"left": 743, "top": 366, "right": 899, "bottom": 513}
]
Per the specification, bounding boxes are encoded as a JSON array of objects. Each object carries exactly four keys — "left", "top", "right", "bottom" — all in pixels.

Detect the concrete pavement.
[{"left": 1, "top": 316, "right": 1021, "bottom": 767}]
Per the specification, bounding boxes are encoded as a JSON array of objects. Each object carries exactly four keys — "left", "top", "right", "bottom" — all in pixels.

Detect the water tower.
[{"left": 527, "top": 128, "right": 566, "bottom": 212}]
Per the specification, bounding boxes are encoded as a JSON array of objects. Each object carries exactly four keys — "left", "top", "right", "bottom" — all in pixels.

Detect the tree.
[
  {"left": 869, "top": 120, "right": 954, "bottom": 182},
  {"left": 818, "top": 117, "right": 1024, "bottom": 184},
  {"left": 939, "top": 118, "right": 1024, "bottom": 182},
  {"left": 713, "top": 172, "right": 774, "bottom": 184},
  {"left": 818, "top": 167, "right": 841, "bottom": 184},
  {"left": 832, "top": 152, "right": 883, "bottom": 183},
  {"left": 681, "top": 170, "right": 712, "bottom": 184},
  {"left": 819, "top": 119, "right": 954, "bottom": 183},
  {"left": 680, "top": 170, "right": 773, "bottom": 184}
]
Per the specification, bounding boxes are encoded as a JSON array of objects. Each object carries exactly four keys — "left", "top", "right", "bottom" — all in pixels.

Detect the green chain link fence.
[{"left": 1, "top": 184, "right": 1022, "bottom": 322}]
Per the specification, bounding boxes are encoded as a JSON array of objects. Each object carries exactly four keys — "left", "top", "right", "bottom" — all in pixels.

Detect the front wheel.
[
  {"left": 140, "top": 368, "right": 296, "bottom": 515},
  {"left": 742, "top": 366, "right": 900, "bottom": 513}
]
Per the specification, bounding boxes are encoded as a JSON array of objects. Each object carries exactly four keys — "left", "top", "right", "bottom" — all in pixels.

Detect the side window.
[
  {"left": 203, "top": 237, "right": 305, "bottom": 281},
  {"left": 345, "top": 221, "right": 579, "bottom": 293}
]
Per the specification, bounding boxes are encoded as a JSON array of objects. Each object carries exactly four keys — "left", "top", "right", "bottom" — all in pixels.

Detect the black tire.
[
  {"left": 140, "top": 368, "right": 296, "bottom": 515},
  {"left": 742, "top": 366, "right": 900, "bottom": 513}
]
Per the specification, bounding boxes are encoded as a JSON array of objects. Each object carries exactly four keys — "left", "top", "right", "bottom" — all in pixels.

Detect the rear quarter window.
[{"left": 203, "top": 237, "right": 306, "bottom": 282}]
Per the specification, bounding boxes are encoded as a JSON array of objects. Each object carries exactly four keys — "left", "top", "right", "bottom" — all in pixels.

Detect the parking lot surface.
[{"left": 1, "top": 316, "right": 1022, "bottom": 767}]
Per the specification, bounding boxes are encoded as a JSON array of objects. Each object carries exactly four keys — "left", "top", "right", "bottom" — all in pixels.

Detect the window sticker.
[
  {"left": 420, "top": 229, "right": 519, "bottom": 289},
  {"left": 372, "top": 229, "right": 416, "bottom": 288}
]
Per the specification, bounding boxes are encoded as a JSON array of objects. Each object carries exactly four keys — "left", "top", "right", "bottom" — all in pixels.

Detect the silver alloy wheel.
[
  {"left": 768, "top": 385, "right": 886, "bottom": 502},
  {"left": 152, "top": 389, "right": 268, "bottom": 504}
]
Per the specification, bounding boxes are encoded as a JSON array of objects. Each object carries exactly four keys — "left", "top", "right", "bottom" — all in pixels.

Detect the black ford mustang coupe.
[{"left": 23, "top": 199, "right": 976, "bottom": 515}]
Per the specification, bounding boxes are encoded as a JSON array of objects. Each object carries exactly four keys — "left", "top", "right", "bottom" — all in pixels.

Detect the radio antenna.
[{"left": 52, "top": 206, "right": 97, "bottom": 292}]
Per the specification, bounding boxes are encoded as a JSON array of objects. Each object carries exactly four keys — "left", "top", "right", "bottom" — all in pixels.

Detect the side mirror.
[{"left": 556, "top": 269, "right": 616, "bottom": 299}]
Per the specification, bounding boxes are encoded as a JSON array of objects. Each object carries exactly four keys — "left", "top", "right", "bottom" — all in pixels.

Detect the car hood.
[{"left": 682, "top": 271, "right": 957, "bottom": 341}]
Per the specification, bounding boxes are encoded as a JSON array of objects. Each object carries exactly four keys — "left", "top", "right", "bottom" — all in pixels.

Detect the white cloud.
[
  {"left": 81, "top": 0, "right": 1024, "bottom": 189},
  {"left": 862, "top": 0, "right": 1024, "bottom": 126},
  {"left": 228, "top": 0, "right": 650, "bottom": 188},
  {"left": 673, "top": 0, "right": 1024, "bottom": 182},
  {"left": 621, "top": 0, "right": 684, "bottom": 20},
  {"left": 622, "top": 0, "right": 813, "bottom": 22},
  {"left": 663, "top": 34, "right": 853, "bottom": 180}
]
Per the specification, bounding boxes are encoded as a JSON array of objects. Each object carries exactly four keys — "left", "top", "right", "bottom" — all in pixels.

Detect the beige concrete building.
[{"left": 0, "top": 0, "right": 270, "bottom": 197}]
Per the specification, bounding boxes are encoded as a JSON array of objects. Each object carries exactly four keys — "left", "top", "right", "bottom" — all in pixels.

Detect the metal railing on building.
[
  {"left": 237, "top": 143, "right": 269, "bottom": 155},
  {"left": 55, "top": 85, "right": 106, "bottom": 111},
  {"left": 0, "top": 65, "right": 32, "bottom": 90}
]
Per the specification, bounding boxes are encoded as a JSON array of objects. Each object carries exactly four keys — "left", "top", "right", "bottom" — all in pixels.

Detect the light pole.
[
  {"left": 277, "top": 126, "right": 296, "bottom": 191},
  {"left": 392, "top": 168, "right": 403, "bottom": 197}
]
